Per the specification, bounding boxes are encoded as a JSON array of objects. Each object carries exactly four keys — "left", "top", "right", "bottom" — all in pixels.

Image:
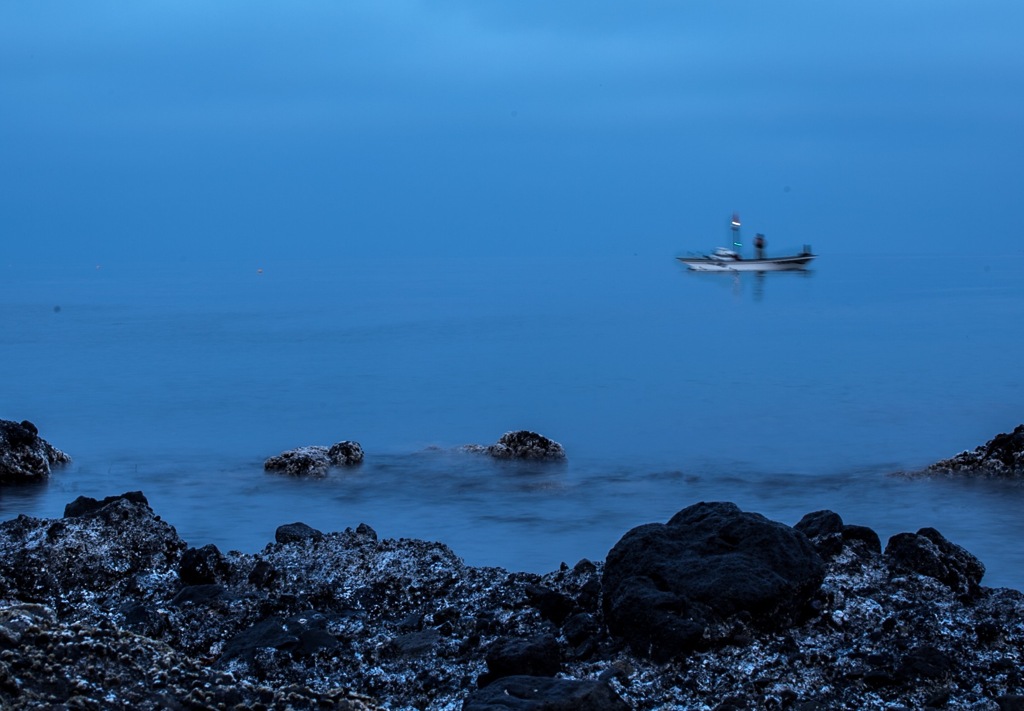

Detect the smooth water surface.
[{"left": 2, "top": 253, "right": 1023, "bottom": 587}]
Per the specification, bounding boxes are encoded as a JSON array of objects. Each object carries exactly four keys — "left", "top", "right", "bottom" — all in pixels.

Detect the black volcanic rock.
[
  {"left": 276, "top": 521, "right": 325, "bottom": 544},
  {"left": 602, "top": 502, "right": 825, "bottom": 660},
  {"left": 0, "top": 493, "right": 184, "bottom": 605},
  {"left": 463, "top": 430, "right": 567, "bottom": 461},
  {"left": 265, "top": 440, "right": 365, "bottom": 477},
  {"left": 795, "top": 509, "right": 844, "bottom": 539},
  {"left": 264, "top": 445, "right": 332, "bottom": 477},
  {"left": 0, "top": 418, "right": 70, "bottom": 485},
  {"left": 795, "top": 510, "right": 882, "bottom": 560},
  {"left": 1, "top": 495, "right": 1024, "bottom": 709},
  {"left": 64, "top": 491, "right": 149, "bottom": 518},
  {"left": 927, "top": 424, "right": 1024, "bottom": 478},
  {"left": 885, "top": 526, "right": 986, "bottom": 598},
  {"left": 328, "top": 440, "right": 364, "bottom": 466}
]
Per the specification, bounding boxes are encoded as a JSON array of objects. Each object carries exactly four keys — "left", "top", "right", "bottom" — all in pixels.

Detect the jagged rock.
[
  {"left": 927, "top": 424, "right": 1024, "bottom": 478},
  {"left": 885, "top": 527, "right": 986, "bottom": 598},
  {"left": 0, "top": 602, "right": 377, "bottom": 710},
  {"left": 795, "top": 510, "right": 881, "bottom": 560},
  {"left": 328, "top": 440, "right": 364, "bottom": 466},
  {"left": 1, "top": 495, "right": 1023, "bottom": 710},
  {"left": 466, "top": 431, "right": 567, "bottom": 461},
  {"left": 354, "top": 522, "right": 378, "bottom": 540},
  {"left": 265, "top": 440, "right": 364, "bottom": 477},
  {"left": 0, "top": 419, "right": 70, "bottom": 485},
  {"left": 603, "top": 501, "right": 825, "bottom": 660},
  {"left": 65, "top": 491, "right": 149, "bottom": 518},
  {"left": 0, "top": 492, "right": 184, "bottom": 605},
  {"left": 264, "top": 446, "right": 332, "bottom": 477}
]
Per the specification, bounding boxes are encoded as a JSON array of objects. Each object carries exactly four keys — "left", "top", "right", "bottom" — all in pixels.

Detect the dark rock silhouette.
[
  {"left": 602, "top": 502, "right": 825, "bottom": 660},
  {"left": 885, "top": 526, "right": 986, "bottom": 598},
  {"left": 796, "top": 509, "right": 883, "bottom": 560},
  {"left": 927, "top": 424, "right": 1024, "bottom": 478},
  {"left": 0, "top": 418, "right": 70, "bottom": 485}
]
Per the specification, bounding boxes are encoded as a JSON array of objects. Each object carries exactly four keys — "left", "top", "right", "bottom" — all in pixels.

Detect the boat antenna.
[{"left": 731, "top": 212, "right": 742, "bottom": 250}]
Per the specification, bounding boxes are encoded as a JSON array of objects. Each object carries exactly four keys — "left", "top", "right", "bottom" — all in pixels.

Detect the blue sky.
[{"left": 2, "top": 1, "right": 1022, "bottom": 263}]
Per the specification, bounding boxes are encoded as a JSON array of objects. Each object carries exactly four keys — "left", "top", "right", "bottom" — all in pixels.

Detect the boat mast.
[{"left": 731, "top": 212, "right": 742, "bottom": 252}]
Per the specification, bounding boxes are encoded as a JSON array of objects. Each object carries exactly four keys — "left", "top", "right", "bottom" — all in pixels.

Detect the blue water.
[{"left": 3, "top": 253, "right": 1023, "bottom": 588}]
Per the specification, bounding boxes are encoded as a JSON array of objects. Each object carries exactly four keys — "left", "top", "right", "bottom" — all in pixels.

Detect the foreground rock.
[
  {"left": 264, "top": 440, "right": 364, "bottom": 476},
  {"left": 2, "top": 494, "right": 1024, "bottom": 709},
  {"left": 927, "top": 424, "right": 1024, "bottom": 479},
  {"left": 464, "top": 430, "right": 567, "bottom": 461},
  {"left": 603, "top": 502, "right": 825, "bottom": 660},
  {"left": 0, "top": 419, "right": 70, "bottom": 485}
]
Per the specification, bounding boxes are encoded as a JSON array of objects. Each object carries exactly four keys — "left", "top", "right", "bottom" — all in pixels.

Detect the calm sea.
[{"left": 3, "top": 252, "right": 1023, "bottom": 587}]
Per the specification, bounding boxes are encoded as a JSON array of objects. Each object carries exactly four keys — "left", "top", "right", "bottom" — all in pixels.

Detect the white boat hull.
[{"left": 677, "top": 254, "right": 815, "bottom": 272}]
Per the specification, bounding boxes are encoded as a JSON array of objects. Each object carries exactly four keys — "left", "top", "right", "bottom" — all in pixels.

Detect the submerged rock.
[
  {"left": 0, "top": 494, "right": 1023, "bottom": 709},
  {"left": 0, "top": 418, "right": 70, "bottom": 485},
  {"left": 926, "top": 424, "right": 1024, "bottom": 478},
  {"left": 464, "top": 430, "right": 567, "bottom": 461},
  {"left": 264, "top": 440, "right": 364, "bottom": 477}
]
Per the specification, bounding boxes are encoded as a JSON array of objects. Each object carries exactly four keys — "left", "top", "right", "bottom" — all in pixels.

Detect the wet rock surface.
[
  {"left": 926, "top": 424, "right": 1024, "bottom": 479},
  {"left": 1, "top": 494, "right": 1023, "bottom": 710},
  {"left": 0, "top": 419, "right": 70, "bottom": 485},
  {"left": 464, "top": 430, "right": 567, "bottom": 461},
  {"left": 264, "top": 440, "right": 365, "bottom": 477}
]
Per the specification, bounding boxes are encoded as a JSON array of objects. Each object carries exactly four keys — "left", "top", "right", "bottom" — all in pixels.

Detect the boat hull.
[{"left": 677, "top": 254, "right": 815, "bottom": 272}]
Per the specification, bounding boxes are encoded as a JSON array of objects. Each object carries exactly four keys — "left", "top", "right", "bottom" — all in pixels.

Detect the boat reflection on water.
[
  {"left": 680, "top": 259, "right": 814, "bottom": 301},
  {"left": 748, "top": 268, "right": 814, "bottom": 301}
]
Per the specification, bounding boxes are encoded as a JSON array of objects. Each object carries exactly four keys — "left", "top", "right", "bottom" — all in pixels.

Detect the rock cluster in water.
[
  {"left": 926, "top": 424, "right": 1024, "bottom": 479},
  {"left": 0, "top": 419, "right": 70, "bottom": 485},
  {"left": 262, "top": 431, "right": 567, "bottom": 478},
  {"left": 264, "top": 441, "right": 365, "bottom": 477},
  {"left": 2, "top": 493, "right": 1024, "bottom": 710},
  {"left": 462, "top": 430, "right": 568, "bottom": 461}
]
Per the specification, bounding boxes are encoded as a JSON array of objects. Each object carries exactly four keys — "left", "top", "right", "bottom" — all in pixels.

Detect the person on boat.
[{"left": 754, "top": 233, "right": 766, "bottom": 260}]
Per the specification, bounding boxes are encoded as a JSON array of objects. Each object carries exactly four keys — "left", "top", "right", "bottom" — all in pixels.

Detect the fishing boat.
[
  {"left": 677, "top": 213, "right": 815, "bottom": 272},
  {"left": 677, "top": 246, "right": 816, "bottom": 272}
]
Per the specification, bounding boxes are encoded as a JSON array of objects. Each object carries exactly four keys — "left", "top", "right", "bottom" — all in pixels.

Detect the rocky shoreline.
[
  {"left": 924, "top": 425, "right": 1024, "bottom": 480},
  {"left": 4, "top": 423, "right": 1024, "bottom": 709},
  {"left": 2, "top": 491, "right": 1024, "bottom": 710}
]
